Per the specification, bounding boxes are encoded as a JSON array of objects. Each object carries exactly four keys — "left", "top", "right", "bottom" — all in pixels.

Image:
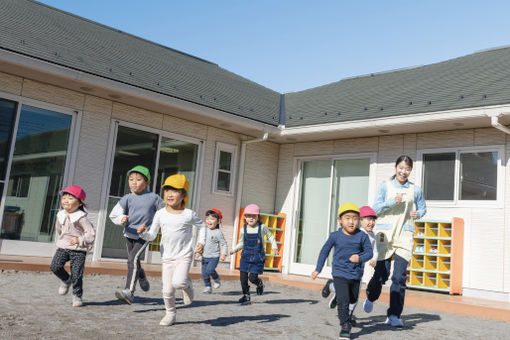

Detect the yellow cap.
[
  {"left": 337, "top": 202, "right": 360, "bottom": 217},
  {"left": 162, "top": 174, "right": 190, "bottom": 207}
]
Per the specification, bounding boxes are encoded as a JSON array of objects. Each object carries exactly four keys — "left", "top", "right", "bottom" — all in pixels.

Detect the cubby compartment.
[
  {"left": 411, "top": 254, "right": 424, "bottom": 270},
  {"left": 424, "top": 256, "right": 437, "bottom": 271},
  {"left": 439, "top": 223, "right": 452, "bottom": 238},
  {"left": 415, "top": 222, "right": 425, "bottom": 236},
  {"left": 425, "top": 239, "right": 438, "bottom": 254},
  {"left": 425, "top": 222, "right": 438, "bottom": 237},
  {"left": 439, "top": 239, "right": 451, "bottom": 255},
  {"left": 437, "top": 273, "right": 450, "bottom": 290},
  {"left": 437, "top": 257, "right": 450, "bottom": 272},
  {"left": 414, "top": 239, "right": 425, "bottom": 253},
  {"left": 410, "top": 271, "right": 423, "bottom": 286},
  {"left": 424, "top": 272, "right": 437, "bottom": 287}
]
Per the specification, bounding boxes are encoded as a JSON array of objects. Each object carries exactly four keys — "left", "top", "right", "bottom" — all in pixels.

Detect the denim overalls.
[{"left": 239, "top": 223, "right": 265, "bottom": 274}]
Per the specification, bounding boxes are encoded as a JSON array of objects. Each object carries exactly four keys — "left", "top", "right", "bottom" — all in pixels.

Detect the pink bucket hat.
[
  {"left": 360, "top": 206, "right": 377, "bottom": 218},
  {"left": 60, "top": 185, "right": 86, "bottom": 203},
  {"left": 244, "top": 204, "right": 260, "bottom": 215}
]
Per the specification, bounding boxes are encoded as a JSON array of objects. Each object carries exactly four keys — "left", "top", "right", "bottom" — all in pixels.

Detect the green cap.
[{"left": 127, "top": 165, "right": 151, "bottom": 181}]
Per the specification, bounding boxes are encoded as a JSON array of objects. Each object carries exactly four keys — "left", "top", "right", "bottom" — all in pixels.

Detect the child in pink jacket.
[{"left": 50, "top": 185, "right": 95, "bottom": 307}]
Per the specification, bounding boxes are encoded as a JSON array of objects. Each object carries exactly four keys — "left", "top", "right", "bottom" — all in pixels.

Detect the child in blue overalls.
[{"left": 230, "top": 204, "right": 278, "bottom": 304}]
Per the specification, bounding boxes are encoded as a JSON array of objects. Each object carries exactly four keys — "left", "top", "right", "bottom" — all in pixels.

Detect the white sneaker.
[
  {"left": 212, "top": 279, "right": 221, "bottom": 289},
  {"left": 384, "top": 315, "right": 404, "bottom": 327},
  {"left": 58, "top": 279, "right": 71, "bottom": 295},
  {"left": 183, "top": 282, "right": 194, "bottom": 306},
  {"left": 363, "top": 298, "right": 373, "bottom": 313},
  {"left": 72, "top": 295, "right": 83, "bottom": 307},
  {"left": 159, "top": 313, "right": 176, "bottom": 326},
  {"left": 203, "top": 286, "right": 212, "bottom": 294}
]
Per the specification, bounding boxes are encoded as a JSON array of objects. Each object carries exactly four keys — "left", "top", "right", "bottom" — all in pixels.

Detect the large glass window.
[
  {"left": 421, "top": 149, "right": 500, "bottom": 203},
  {"left": 422, "top": 153, "right": 455, "bottom": 200},
  {"left": 1, "top": 105, "right": 72, "bottom": 241},
  {"left": 101, "top": 125, "right": 200, "bottom": 259}
]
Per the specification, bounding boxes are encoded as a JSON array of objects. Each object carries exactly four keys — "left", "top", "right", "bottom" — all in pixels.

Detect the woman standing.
[{"left": 363, "top": 155, "right": 426, "bottom": 327}]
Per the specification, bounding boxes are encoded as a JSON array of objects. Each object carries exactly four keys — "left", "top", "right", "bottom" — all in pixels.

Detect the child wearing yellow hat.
[
  {"left": 311, "top": 202, "right": 373, "bottom": 340},
  {"left": 137, "top": 174, "right": 205, "bottom": 326}
]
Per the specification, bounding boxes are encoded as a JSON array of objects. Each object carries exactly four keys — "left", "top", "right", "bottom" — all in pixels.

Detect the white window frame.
[
  {"left": 212, "top": 142, "right": 237, "bottom": 196},
  {"left": 416, "top": 145, "right": 505, "bottom": 208}
]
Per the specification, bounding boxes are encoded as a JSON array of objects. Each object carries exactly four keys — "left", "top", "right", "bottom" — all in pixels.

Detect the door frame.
[
  {"left": 286, "top": 152, "right": 377, "bottom": 277},
  {"left": 93, "top": 119, "right": 204, "bottom": 261},
  {"left": 0, "top": 91, "right": 81, "bottom": 256}
]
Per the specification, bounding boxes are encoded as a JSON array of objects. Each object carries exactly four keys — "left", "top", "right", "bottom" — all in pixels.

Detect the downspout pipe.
[
  {"left": 490, "top": 115, "right": 510, "bottom": 135},
  {"left": 230, "top": 132, "right": 268, "bottom": 269}
]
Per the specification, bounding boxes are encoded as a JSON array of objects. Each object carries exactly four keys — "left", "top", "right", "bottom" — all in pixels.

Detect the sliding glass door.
[
  {"left": 0, "top": 102, "right": 75, "bottom": 254},
  {"left": 290, "top": 156, "right": 373, "bottom": 276},
  {"left": 101, "top": 123, "right": 200, "bottom": 260}
]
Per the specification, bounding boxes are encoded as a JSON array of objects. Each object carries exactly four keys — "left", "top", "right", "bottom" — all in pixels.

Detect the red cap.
[
  {"left": 206, "top": 208, "right": 223, "bottom": 221},
  {"left": 60, "top": 185, "right": 86, "bottom": 203},
  {"left": 360, "top": 206, "right": 377, "bottom": 218}
]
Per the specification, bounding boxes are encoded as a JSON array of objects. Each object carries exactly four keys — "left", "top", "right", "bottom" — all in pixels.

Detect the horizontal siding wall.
[
  {"left": 0, "top": 71, "right": 248, "bottom": 264},
  {"left": 276, "top": 127, "right": 508, "bottom": 297}
]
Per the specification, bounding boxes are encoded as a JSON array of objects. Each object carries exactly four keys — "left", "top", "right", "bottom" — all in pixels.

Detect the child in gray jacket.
[{"left": 196, "top": 209, "right": 228, "bottom": 293}]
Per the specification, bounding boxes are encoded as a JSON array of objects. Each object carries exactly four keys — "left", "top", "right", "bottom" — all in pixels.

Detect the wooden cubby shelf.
[
  {"left": 407, "top": 218, "right": 464, "bottom": 295},
  {"left": 235, "top": 208, "right": 286, "bottom": 272}
]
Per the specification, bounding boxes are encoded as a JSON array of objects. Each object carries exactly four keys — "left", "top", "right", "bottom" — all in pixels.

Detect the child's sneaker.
[
  {"left": 139, "top": 276, "right": 150, "bottom": 292},
  {"left": 115, "top": 289, "right": 134, "bottom": 305},
  {"left": 350, "top": 315, "right": 357, "bottom": 327},
  {"left": 212, "top": 278, "right": 221, "bottom": 289},
  {"left": 256, "top": 279, "right": 264, "bottom": 295},
  {"left": 72, "top": 295, "right": 83, "bottom": 307},
  {"left": 58, "top": 278, "right": 72, "bottom": 295},
  {"left": 159, "top": 313, "right": 176, "bottom": 326},
  {"left": 384, "top": 315, "right": 404, "bottom": 327},
  {"left": 203, "top": 286, "right": 212, "bottom": 294},
  {"left": 339, "top": 322, "right": 351, "bottom": 339},
  {"left": 182, "top": 282, "right": 194, "bottom": 305},
  {"left": 321, "top": 279, "right": 333, "bottom": 298},
  {"left": 363, "top": 298, "right": 373, "bottom": 313},
  {"left": 238, "top": 294, "right": 251, "bottom": 304},
  {"left": 329, "top": 294, "right": 337, "bottom": 309}
]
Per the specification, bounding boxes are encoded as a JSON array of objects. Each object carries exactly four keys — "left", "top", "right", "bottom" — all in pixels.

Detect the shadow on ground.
[
  {"left": 351, "top": 313, "right": 442, "bottom": 339},
  {"left": 181, "top": 314, "right": 291, "bottom": 326}
]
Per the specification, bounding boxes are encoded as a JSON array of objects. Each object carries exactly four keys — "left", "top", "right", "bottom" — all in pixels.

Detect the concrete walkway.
[{"left": 2, "top": 254, "right": 510, "bottom": 324}]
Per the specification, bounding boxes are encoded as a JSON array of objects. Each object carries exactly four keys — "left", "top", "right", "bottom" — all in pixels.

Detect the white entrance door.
[{"left": 288, "top": 156, "right": 374, "bottom": 277}]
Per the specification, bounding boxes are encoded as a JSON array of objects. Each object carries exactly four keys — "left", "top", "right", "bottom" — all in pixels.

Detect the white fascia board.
[
  {"left": 0, "top": 49, "right": 277, "bottom": 135},
  {"left": 280, "top": 105, "right": 510, "bottom": 137}
]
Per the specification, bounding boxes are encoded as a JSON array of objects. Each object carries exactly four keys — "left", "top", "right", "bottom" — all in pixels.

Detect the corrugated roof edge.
[{"left": 0, "top": 45, "right": 280, "bottom": 127}]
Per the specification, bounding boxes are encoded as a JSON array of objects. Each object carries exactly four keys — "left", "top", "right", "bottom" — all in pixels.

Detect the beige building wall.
[
  {"left": 276, "top": 127, "right": 508, "bottom": 298},
  {"left": 0, "top": 71, "right": 249, "bottom": 264}
]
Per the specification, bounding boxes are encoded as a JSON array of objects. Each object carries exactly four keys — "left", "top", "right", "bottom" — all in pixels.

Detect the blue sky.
[{"left": 37, "top": 0, "right": 510, "bottom": 93}]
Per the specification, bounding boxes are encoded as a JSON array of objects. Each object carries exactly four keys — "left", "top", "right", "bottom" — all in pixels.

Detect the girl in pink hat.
[
  {"left": 50, "top": 185, "right": 95, "bottom": 307},
  {"left": 229, "top": 204, "right": 278, "bottom": 304}
]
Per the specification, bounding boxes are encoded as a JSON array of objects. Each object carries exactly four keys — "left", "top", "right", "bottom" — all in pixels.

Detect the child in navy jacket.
[{"left": 311, "top": 202, "right": 372, "bottom": 340}]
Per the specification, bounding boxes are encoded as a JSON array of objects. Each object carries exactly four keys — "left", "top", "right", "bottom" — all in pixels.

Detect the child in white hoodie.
[{"left": 50, "top": 185, "right": 95, "bottom": 307}]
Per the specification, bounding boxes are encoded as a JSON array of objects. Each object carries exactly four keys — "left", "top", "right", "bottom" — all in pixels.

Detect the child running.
[
  {"left": 137, "top": 174, "right": 205, "bottom": 326},
  {"left": 50, "top": 185, "right": 95, "bottom": 307},
  {"left": 109, "top": 165, "right": 164, "bottom": 304},
  {"left": 311, "top": 202, "right": 372, "bottom": 340},
  {"left": 321, "top": 205, "right": 378, "bottom": 326},
  {"left": 229, "top": 204, "right": 278, "bottom": 304},
  {"left": 196, "top": 208, "right": 228, "bottom": 293}
]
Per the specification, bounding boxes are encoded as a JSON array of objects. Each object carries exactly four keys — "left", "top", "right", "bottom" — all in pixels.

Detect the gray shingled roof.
[
  {"left": 2, "top": 1, "right": 510, "bottom": 131},
  {"left": 284, "top": 46, "right": 510, "bottom": 127},
  {"left": 0, "top": 0, "right": 281, "bottom": 126}
]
